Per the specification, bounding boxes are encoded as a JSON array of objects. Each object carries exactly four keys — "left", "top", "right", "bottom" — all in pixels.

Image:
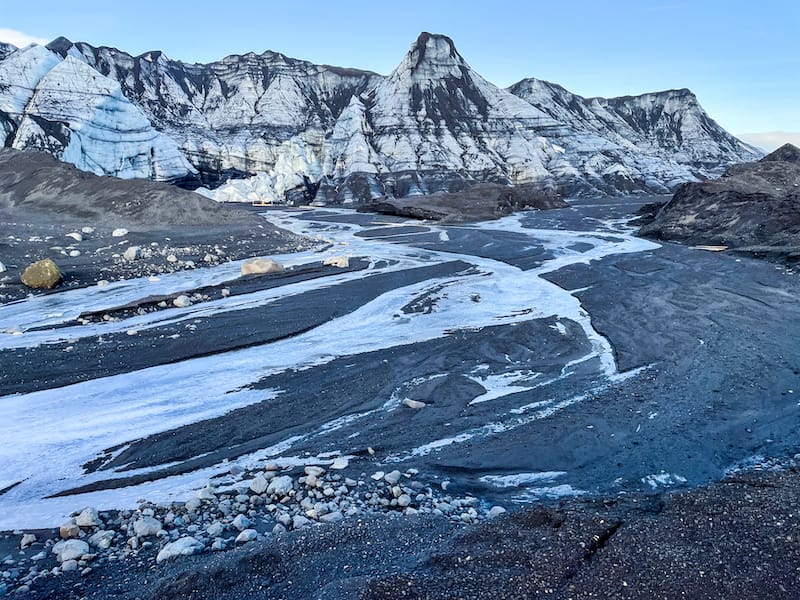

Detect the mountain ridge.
[{"left": 0, "top": 31, "right": 761, "bottom": 203}]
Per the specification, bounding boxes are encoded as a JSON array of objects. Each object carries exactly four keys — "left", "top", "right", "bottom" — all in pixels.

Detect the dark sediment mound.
[
  {"left": 359, "top": 183, "right": 567, "bottom": 222},
  {"left": 0, "top": 149, "right": 308, "bottom": 302},
  {"left": 639, "top": 143, "right": 800, "bottom": 260},
  {"left": 0, "top": 148, "right": 269, "bottom": 229}
]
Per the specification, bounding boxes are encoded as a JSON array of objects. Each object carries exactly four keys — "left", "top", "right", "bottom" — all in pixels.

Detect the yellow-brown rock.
[{"left": 20, "top": 258, "right": 62, "bottom": 289}]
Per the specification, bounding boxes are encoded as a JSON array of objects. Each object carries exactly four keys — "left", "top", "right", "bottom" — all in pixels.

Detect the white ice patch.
[
  {"left": 468, "top": 371, "right": 542, "bottom": 405},
  {"left": 641, "top": 472, "right": 688, "bottom": 489},
  {"left": 481, "top": 471, "right": 567, "bottom": 488},
  {"left": 511, "top": 484, "right": 585, "bottom": 502}
]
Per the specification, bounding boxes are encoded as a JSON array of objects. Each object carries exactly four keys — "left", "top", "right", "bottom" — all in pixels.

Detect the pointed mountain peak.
[
  {"left": 410, "top": 32, "right": 462, "bottom": 65},
  {"left": 46, "top": 36, "right": 74, "bottom": 56},
  {"left": 381, "top": 32, "right": 473, "bottom": 92},
  {"left": 412, "top": 32, "right": 459, "bottom": 59},
  {"left": 396, "top": 32, "right": 467, "bottom": 78}
]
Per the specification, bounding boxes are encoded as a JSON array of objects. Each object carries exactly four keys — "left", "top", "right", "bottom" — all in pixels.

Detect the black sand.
[{"left": 2, "top": 196, "right": 800, "bottom": 598}]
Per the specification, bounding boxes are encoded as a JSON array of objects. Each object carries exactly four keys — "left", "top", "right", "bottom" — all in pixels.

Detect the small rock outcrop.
[
  {"left": 361, "top": 183, "right": 567, "bottom": 223},
  {"left": 639, "top": 143, "right": 800, "bottom": 259},
  {"left": 20, "top": 258, "right": 62, "bottom": 289}
]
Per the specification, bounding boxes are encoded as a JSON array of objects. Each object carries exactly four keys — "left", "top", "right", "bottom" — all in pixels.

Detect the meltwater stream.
[{"left": 0, "top": 206, "right": 660, "bottom": 528}]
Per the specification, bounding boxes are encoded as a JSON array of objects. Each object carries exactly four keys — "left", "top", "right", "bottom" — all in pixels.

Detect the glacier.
[{"left": 0, "top": 32, "right": 761, "bottom": 203}]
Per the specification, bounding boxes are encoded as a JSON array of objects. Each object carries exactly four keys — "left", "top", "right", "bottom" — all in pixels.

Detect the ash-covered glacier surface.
[
  {"left": 0, "top": 32, "right": 760, "bottom": 203},
  {"left": 1, "top": 198, "right": 799, "bottom": 530}
]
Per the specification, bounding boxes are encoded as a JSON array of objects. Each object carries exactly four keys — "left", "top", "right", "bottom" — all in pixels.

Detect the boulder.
[
  {"left": 111, "top": 228, "right": 128, "bottom": 237},
  {"left": 173, "top": 295, "right": 191, "bottom": 308},
  {"left": 59, "top": 519, "right": 80, "bottom": 539},
  {"left": 66, "top": 232, "right": 83, "bottom": 242},
  {"left": 249, "top": 475, "right": 269, "bottom": 495},
  {"left": 132, "top": 516, "right": 163, "bottom": 537},
  {"left": 323, "top": 255, "right": 350, "bottom": 268},
  {"left": 122, "top": 246, "right": 141, "bottom": 261},
  {"left": 196, "top": 485, "right": 217, "bottom": 500},
  {"left": 21, "top": 259, "right": 62, "bottom": 289},
  {"left": 75, "top": 507, "right": 101, "bottom": 528},
  {"left": 384, "top": 470, "right": 403, "bottom": 485},
  {"left": 61, "top": 559, "right": 78, "bottom": 572},
  {"left": 403, "top": 398, "right": 427, "bottom": 409},
  {"left": 54, "top": 539, "right": 89, "bottom": 562},
  {"left": 330, "top": 457, "right": 349, "bottom": 470},
  {"left": 88, "top": 530, "right": 115, "bottom": 549},
  {"left": 235, "top": 529, "right": 258, "bottom": 544},
  {"left": 319, "top": 511, "right": 344, "bottom": 523},
  {"left": 232, "top": 514, "right": 252, "bottom": 531},
  {"left": 241, "top": 258, "right": 284, "bottom": 276},
  {"left": 156, "top": 536, "right": 204, "bottom": 563},
  {"left": 266, "top": 475, "right": 294, "bottom": 496}
]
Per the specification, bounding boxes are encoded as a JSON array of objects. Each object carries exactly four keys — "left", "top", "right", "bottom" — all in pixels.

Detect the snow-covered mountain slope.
[
  {"left": 508, "top": 77, "right": 759, "bottom": 176},
  {"left": 0, "top": 42, "right": 16, "bottom": 60},
  {"left": 0, "top": 32, "right": 760, "bottom": 203},
  {"left": 0, "top": 44, "right": 197, "bottom": 184},
  {"left": 317, "top": 33, "right": 564, "bottom": 203},
  {"left": 54, "top": 36, "right": 381, "bottom": 187}
]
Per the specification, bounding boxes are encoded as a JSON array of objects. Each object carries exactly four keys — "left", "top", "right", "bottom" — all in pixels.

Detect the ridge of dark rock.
[
  {"left": 639, "top": 146, "right": 800, "bottom": 259},
  {"left": 760, "top": 143, "right": 800, "bottom": 164}
]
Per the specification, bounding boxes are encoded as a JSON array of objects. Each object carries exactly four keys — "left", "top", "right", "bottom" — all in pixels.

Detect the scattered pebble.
[{"left": 403, "top": 398, "right": 427, "bottom": 409}]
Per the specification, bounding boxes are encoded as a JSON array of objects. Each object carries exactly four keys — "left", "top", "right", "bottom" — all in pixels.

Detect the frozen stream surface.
[{"left": 2, "top": 198, "right": 799, "bottom": 530}]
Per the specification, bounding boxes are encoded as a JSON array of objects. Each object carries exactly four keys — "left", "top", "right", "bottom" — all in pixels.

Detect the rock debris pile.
[{"left": 0, "top": 461, "right": 505, "bottom": 595}]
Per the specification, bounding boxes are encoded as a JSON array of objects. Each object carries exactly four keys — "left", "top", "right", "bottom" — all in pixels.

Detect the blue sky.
[{"left": 2, "top": 0, "right": 797, "bottom": 148}]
